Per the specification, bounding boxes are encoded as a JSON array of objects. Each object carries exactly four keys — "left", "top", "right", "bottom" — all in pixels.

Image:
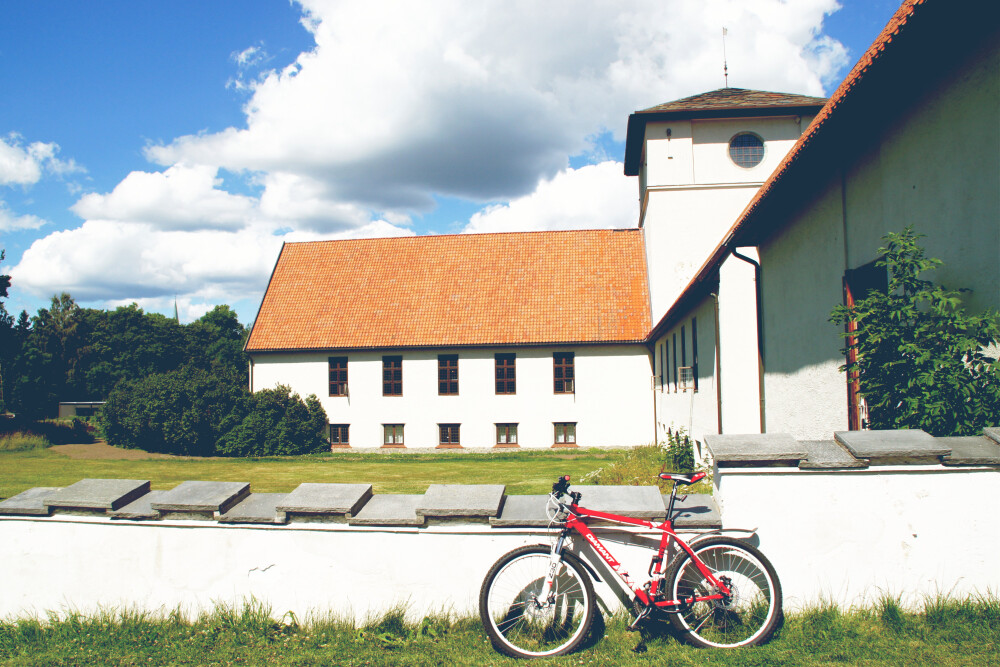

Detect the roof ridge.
[{"left": 282, "top": 227, "right": 641, "bottom": 247}]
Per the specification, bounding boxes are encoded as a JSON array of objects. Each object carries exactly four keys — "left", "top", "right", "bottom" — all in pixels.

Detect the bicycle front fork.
[{"left": 534, "top": 532, "right": 569, "bottom": 607}]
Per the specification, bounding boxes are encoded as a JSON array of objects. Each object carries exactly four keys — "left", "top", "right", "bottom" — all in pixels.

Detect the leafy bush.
[
  {"left": 102, "top": 368, "right": 328, "bottom": 457},
  {"left": 830, "top": 227, "right": 1000, "bottom": 435},
  {"left": 215, "top": 385, "right": 328, "bottom": 457}
]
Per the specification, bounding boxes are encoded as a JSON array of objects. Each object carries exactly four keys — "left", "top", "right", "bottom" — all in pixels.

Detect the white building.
[
  {"left": 246, "top": 230, "right": 654, "bottom": 448},
  {"left": 646, "top": 0, "right": 999, "bottom": 441},
  {"left": 247, "top": 0, "right": 997, "bottom": 449}
]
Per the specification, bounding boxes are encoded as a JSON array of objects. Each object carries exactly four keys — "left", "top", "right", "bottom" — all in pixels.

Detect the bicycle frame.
[{"left": 546, "top": 499, "right": 731, "bottom": 611}]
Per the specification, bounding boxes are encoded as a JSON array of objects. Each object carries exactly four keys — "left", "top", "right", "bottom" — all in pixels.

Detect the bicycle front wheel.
[
  {"left": 665, "top": 537, "right": 782, "bottom": 648},
  {"left": 479, "top": 545, "right": 596, "bottom": 658}
]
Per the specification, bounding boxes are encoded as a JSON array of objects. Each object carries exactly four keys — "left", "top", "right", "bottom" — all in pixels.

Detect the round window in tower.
[{"left": 729, "top": 132, "right": 765, "bottom": 168}]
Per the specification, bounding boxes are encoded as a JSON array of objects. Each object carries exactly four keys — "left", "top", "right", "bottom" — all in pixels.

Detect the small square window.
[
  {"left": 496, "top": 423, "right": 518, "bottom": 447},
  {"left": 329, "top": 424, "right": 349, "bottom": 447},
  {"left": 554, "top": 422, "right": 577, "bottom": 447},
  {"left": 383, "top": 424, "right": 404, "bottom": 447},
  {"left": 439, "top": 423, "right": 461, "bottom": 447}
]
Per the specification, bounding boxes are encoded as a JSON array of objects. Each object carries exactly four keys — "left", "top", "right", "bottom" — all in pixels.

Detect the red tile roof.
[{"left": 246, "top": 229, "right": 651, "bottom": 352}]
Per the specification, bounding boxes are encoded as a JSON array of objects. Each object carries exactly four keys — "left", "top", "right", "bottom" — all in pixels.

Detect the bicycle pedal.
[{"left": 628, "top": 605, "right": 653, "bottom": 631}]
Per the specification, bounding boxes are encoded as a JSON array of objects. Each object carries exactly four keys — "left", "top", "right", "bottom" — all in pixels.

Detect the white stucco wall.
[
  {"left": 756, "top": 38, "right": 999, "bottom": 439},
  {"left": 759, "top": 180, "right": 848, "bottom": 439},
  {"left": 640, "top": 114, "right": 813, "bottom": 326},
  {"left": 716, "top": 465, "right": 1000, "bottom": 609},
  {"left": 251, "top": 345, "right": 654, "bottom": 449},
  {"left": 717, "top": 249, "right": 762, "bottom": 435}
]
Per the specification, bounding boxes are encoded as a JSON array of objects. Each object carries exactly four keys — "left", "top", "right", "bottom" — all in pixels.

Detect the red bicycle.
[{"left": 479, "top": 474, "right": 782, "bottom": 657}]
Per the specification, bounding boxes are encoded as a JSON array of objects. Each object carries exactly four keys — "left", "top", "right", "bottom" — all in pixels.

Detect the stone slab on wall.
[
  {"left": 220, "top": 493, "right": 288, "bottom": 525},
  {"left": 44, "top": 479, "right": 151, "bottom": 512},
  {"left": 0, "top": 487, "right": 62, "bottom": 516}
]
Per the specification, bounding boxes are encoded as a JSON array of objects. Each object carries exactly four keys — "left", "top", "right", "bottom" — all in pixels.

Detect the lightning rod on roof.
[{"left": 722, "top": 27, "right": 729, "bottom": 88}]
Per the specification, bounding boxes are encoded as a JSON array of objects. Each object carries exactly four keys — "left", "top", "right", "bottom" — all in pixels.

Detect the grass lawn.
[
  {"left": 0, "top": 446, "right": 616, "bottom": 499},
  {"left": 1, "top": 597, "right": 998, "bottom": 666}
]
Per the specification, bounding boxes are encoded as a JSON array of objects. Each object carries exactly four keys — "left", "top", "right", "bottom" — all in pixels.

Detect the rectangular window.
[
  {"left": 554, "top": 422, "right": 577, "bottom": 446},
  {"left": 382, "top": 356, "right": 402, "bottom": 396},
  {"left": 328, "top": 356, "right": 348, "bottom": 396},
  {"left": 672, "top": 333, "right": 678, "bottom": 391},
  {"left": 495, "top": 353, "right": 516, "bottom": 394},
  {"left": 438, "top": 355, "right": 458, "bottom": 395},
  {"left": 691, "top": 317, "right": 699, "bottom": 392},
  {"left": 439, "top": 423, "right": 461, "bottom": 446},
  {"left": 329, "top": 424, "right": 349, "bottom": 447},
  {"left": 681, "top": 325, "right": 687, "bottom": 368},
  {"left": 383, "top": 424, "right": 404, "bottom": 446},
  {"left": 496, "top": 423, "right": 518, "bottom": 446},
  {"left": 553, "top": 352, "right": 575, "bottom": 393},
  {"left": 659, "top": 343, "right": 666, "bottom": 391}
]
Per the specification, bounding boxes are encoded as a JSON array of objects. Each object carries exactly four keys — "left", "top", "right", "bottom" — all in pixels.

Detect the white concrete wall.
[
  {"left": 715, "top": 465, "right": 1000, "bottom": 609},
  {"left": 0, "top": 517, "right": 707, "bottom": 621},
  {"left": 756, "top": 38, "right": 999, "bottom": 439},
  {"left": 251, "top": 345, "right": 654, "bottom": 448}
]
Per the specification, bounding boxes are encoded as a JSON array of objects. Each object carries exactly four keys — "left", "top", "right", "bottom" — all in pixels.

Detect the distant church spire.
[
  {"left": 722, "top": 27, "right": 729, "bottom": 88},
  {"left": 173, "top": 296, "right": 179, "bottom": 323}
]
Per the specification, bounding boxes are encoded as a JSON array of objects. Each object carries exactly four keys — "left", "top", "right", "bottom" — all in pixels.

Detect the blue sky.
[{"left": 0, "top": 0, "right": 901, "bottom": 324}]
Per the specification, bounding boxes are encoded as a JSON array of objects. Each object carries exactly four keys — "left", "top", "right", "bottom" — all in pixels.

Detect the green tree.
[
  {"left": 0, "top": 249, "right": 10, "bottom": 413},
  {"left": 102, "top": 365, "right": 245, "bottom": 456},
  {"left": 830, "top": 227, "right": 1000, "bottom": 435},
  {"left": 215, "top": 384, "right": 327, "bottom": 457}
]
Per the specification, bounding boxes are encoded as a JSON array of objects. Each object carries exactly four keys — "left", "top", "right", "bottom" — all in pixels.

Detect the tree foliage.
[
  {"left": 0, "top": 296, "right": 250, "bottom": 419},
  {"left": 102, "top": 372, "right": 328, "bottom": 457},
  {"left": 830, "top": 227, "right": 1000, "bottom": 436}
]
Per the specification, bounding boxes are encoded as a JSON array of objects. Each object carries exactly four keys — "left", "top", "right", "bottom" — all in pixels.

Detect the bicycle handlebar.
[{"left": 552, "top": 475, "right": 571, "bottom": 496}]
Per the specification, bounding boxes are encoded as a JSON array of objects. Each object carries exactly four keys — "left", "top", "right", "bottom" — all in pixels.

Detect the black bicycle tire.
[
  {"left": 479, "top": 544, "right": 597, "bottom": 658},
  {"left": 664, "top": 536, "right": 782, "bottom": 648}
]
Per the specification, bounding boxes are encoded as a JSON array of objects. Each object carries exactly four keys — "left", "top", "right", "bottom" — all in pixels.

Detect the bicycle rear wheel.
[
  {"left": 665, "top": 536, "right": 782, "bottom": 648},
  {"left": 479, "top": 545, "right": 596, "bottom": 658}
]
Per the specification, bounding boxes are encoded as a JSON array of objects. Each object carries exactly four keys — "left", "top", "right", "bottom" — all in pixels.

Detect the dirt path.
[{"left": 48, "top": 441, "right": 178, "bottom": 460}]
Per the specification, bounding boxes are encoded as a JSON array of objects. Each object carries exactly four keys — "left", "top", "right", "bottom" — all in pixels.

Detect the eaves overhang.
[{"left": 623, "top": 103, "right": 826, "bottom": 177}]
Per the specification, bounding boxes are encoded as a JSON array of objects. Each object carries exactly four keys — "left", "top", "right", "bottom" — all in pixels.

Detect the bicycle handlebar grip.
[{"left": 552, "top": 475, "right": 571, "bottom": 495}]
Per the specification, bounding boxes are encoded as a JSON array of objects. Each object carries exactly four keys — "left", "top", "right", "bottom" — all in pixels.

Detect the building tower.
[{"left": 624, "top": 88, "right": 826, "bottom": 322}]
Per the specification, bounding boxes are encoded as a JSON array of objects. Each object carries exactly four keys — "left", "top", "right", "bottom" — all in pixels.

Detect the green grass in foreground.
[
  {"left": 1, "top": 596, "right": 998, "bottom": 666},
  {"left": 0, "top": 447, "right": 615, "bottom": 499}
]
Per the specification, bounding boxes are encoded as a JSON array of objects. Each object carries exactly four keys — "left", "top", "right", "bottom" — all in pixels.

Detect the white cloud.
[
  {"left": 0, "top": 201, "right": 47, "bottom": 231},
  {"left": 463, "top": 161, "right": 637, "bottom": 234},
  {"left": 71, "top": 164, "right": 256, "bottom": 231},
  {"left": 21, "top": 0, "right": 849, "bottom": 314},
  {"left": 146, "top": 0, "right": 845, "bottom": 214},
  {"left": 9, "top": 216, "right": 413, "bottom": 307},
  {"left": 0, "top": 134, "right": 82, "bottom": 186}
]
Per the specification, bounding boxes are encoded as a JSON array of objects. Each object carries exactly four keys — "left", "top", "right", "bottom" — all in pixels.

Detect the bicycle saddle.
[{"left": 658, "top": 472, "right": 706, "bottom": 485}]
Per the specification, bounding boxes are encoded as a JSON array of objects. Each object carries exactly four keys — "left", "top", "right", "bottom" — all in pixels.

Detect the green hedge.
[{"left": 101, "top": 367, "right": 327, "bottom": 457}]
